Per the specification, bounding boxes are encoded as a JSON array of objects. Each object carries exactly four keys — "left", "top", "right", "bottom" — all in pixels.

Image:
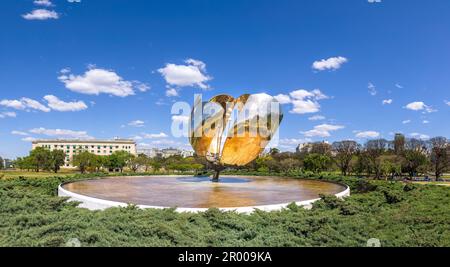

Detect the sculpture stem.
[{"left": 212, "top": 169, "right": 221, "bottom": 182}]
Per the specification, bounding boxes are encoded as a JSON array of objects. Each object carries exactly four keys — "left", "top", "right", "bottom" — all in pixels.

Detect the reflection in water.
[
  {"left": 177, "top": 177, "right": 251, "bottom": 183},
  {"left": 63, "top": 176, "right": 346, "bottom": 208}
]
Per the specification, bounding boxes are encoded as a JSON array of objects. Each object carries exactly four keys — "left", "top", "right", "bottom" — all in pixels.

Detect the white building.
[
  {"left": 137, "top": 147, "right": 194, "bottom": 158},
  {"left": 32, "top": 139, "right": 137, "bottom": 167}
]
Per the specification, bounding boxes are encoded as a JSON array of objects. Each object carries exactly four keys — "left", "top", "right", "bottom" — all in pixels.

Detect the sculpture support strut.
[
  {"left": 212, "top": 170, "right": 220, "bottom": 182},
  {"left": 212, "top": 164, "right": 223, "bottom": 182}
]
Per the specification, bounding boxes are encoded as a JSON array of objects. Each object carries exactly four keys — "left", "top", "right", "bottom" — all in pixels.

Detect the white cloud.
[
  {"left": 382, "top": 99, "right": 393, "bottom": 105},
  {"left": 368, "top": 82, "right": 377, "bottom": 96},
  {"left": 184, "top": 58, "right": 206, "bottom": 71},
  {"left": 21, "top": 98, "right": 51, "bottom": 112},
  {"left": 0, "top": 99, "right": 24, "bottom": 110},
  {"left": 22, "top": 137, "right": 37, "bottom": 142},
  {"left": 402, "top": 120, "right": 411, "bottom": 124},
  {"left": 128, "top": 120, "right": 145, "bottom": 127},
  {"left": 410, "top": 133, "right": 430, "bottom": 140},
  {"left": 312, "top": 56, "right": 348, "bottom": 71},
  {"left": 11, "top": 130, "right": 29, "bottom": 136},
  {"left": 445, "top": 100, "right": 450, "bottom": 106},
  {"left": 1, "top": 96, "right": 87, "bottom": 113},
  {"left": 22, "top": 9, "right": 59, "bottom": 20},
  {"left": 0, "top": 98, "right": 50, "bottom": 112},
  {"left": 301, "top": 124, "right": 344, "bottom": 137},
  {"left": 142, "top": 132, "right": 169, "bottom": 139},
  {"left": 405, "top": 101, "right": 425, "bottom": 110},
  {"left": 150, "top": 139, "right": 176, "bottom": 145},
  {"left": 368, "top": 0, "right": 382, "bottom": 3},
  {"left": 68, "top": 0, "right": 81, "bottom": 3},
  {"left": 155, "top": 98, "right": 167, "bottom": 106},
  {"left": 29, "top": 127, "right": 92, "bottom": 139},
  {"left": 281, "top": 89, "right": 329, "bottom": 114},
  {"left": 279, "top": 138, "right": 312, "bottom": 146},
  {"left": 422, "top": 120, "right": 430, "bottom": 124},
  {"left": 291, "top": 99, "right": 321, "bottom": 114},
  {"left": 274, "top": 94, "right": 291, "bottom": 104},
  {"left": 308, "top": 115, "right": 326, "bottom": 121},
  {"left": 135, "top": 82, "right": 150, "bottom": 92},
  {"left": 395, "top": 83, "right": 403, "bottom": 89},
  {"left": 271, "top": 89, "right": 329, "bottom": 114},
  {"left": 172, "top": 115, "right": 190, "bottom": 124},
  {"left": 43, "top": 95, "right": 87, "bottom": 112},
  {"left": 355, "top": 131, "right": 380, "bottom": 139},
  {"left": 290, "top": 89, "right": 328, "bottom": 100},
  {"left": 34, "top": 0, "right": 53, "bottom": 7},
  {"left": 166, "top": 88, "right": 179, "bottom": 97},
  {"left": 0, "top": 111, "right": 17, "bottom": 119},
  {"left": 405, "top": 101, "right": 436, "bottom": 113},
  {"left": 158, "top": 59, "right": 212, "bottom": 89},
  {"left": 58, "top": 67, "right": 145, "bottom": 97}
]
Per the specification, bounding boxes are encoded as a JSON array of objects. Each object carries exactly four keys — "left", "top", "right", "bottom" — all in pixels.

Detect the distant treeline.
[{"left": 12, "top": 134, "right": 450, "bottom": 180}]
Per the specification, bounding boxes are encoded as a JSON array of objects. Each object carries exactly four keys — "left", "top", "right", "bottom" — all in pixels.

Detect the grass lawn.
[
  {"left": 0, "top": 169, "right": 79, "bottom": 179},
  {"left": 413, "top": 181, "right": 450, "bottom": 187}
]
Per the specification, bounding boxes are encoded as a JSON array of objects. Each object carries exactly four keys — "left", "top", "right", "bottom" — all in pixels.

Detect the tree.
[
  {"left": 405, "top": 138, "right": 426, "bottom": 151},
  {"left": 403, "top": 150, "right": 428, "bottom": 179},
  {"left": 380, "top": 157, "right": 402, "bottom": 180},
  {"left": 332, "top": 140, "right": 360, "bottom": 176},
  {"left": 365, "top": 139, "right": 389, "bottom": 179},
  {"left": 29, "top": 147, "right": 51, "bottom": 172},
  {"left": 141, "top": 156, "right": 153, "bottom": 172},
  {"left": 72, "top": 151, "right": 96, "bottom": 174},
  {"left": 279, "top": 158, "right": 301, "bottom": 172},
  {"left": 303, "top": 153, "right": 331, "bottom": 174},
  {"left": 354, "top": 151, "right": 372, "bottom": 176},
  {"left": 49, "top": 150, "right": 66, "bottom": 173},
  {"left": 15, "top": 156, "right": 35, "bottom": 171},
  {"left": 128, "top": 154, "right": 148, "bottom": 173},
  {"left": 430, "top": 137, "right": 449, "bottom": 180},
  {"left": 394, "top": 133, "right": 406, "bottom": 155},
  {"left": 310, "top": 142, "right": 332, "bottom": 155},
  {"left": 269, "top": 148, "right": 280, "bottom": 156},
  {"left": 150, "top": 159, "right": 162, "bottom": 173},
  {"left": 0, "top": 156, "right": 3, "bottom": 170},
  {"left": 91, "top": 155, "right": 107, "bottom": 173},
  {"left": 109, "top": 151, "right": 132, "bottom": 172}
]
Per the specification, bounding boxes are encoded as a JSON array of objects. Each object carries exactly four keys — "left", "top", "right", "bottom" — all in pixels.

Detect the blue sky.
[{"left": 1, "top": 0, "right": 449, "bottom": 158}]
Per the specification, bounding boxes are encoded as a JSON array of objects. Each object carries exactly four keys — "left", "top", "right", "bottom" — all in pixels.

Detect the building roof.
[{"left": 32, "top": 139, "right": 136, "bottom": 144}]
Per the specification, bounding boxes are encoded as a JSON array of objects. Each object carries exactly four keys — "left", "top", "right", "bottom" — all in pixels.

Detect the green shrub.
[{"left": 0, "top": 173, "right": 449, "bottom": 247}]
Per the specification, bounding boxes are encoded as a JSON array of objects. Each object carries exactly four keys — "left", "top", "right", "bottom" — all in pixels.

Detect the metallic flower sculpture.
[{"left": 189, "top": 93, "right": 283, "bottom": 181}]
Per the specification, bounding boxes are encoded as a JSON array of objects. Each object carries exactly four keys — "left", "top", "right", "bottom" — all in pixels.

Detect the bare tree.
[
  {"left": 430, "top": 137, "right": 449, "bottom": 180},
  {"left": 365, "top": 139, "right": 389, "bottom": 179},
  {"left": 394, "top": 133, "right": 405, "bottom": 155},
  {"left": 405, "top": 138, "right": 426, "bottom": 152}
]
